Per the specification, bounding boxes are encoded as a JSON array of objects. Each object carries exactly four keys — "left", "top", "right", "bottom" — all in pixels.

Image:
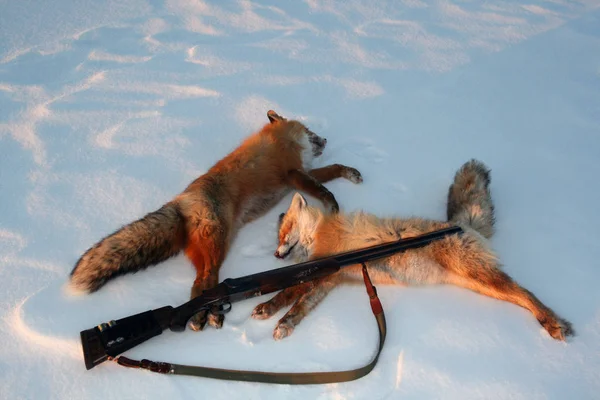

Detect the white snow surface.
[{"left": 2, "top": 1, "right": 600, "bottom": 399}]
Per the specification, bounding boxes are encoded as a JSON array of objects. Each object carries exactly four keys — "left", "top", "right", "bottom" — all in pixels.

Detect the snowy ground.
[{"left": 2, "top": 1, "right": 600, "bottom": 399}]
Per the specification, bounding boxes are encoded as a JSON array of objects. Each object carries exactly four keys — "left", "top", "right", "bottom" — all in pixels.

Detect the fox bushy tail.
[
  {"left": 447, "top": 159, "right": 495, "bottom": 238},
  {"left": 70, "top": 202, "right": 186, "bottom": 293}
]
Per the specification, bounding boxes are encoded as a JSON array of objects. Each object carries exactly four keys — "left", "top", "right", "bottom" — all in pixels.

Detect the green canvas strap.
[{"left": 113, "top": 264, "right": 387, "bottom": 384}]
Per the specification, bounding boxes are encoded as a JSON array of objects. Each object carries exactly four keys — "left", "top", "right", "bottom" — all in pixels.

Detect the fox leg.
[
  {"left": 204, "top": 260, "right": 227, "bottom": 329},
  {"left": 446, "top": 267, "right": 574, "bottom": 341},
  {"left": 251, "top": 283, "right": 312, "bottom": 320},
  {"left": 272, "top": 275, "right": 343, "bottom": 340},
  {"left": 287, "top": 169, "right": 339, "bottom": 212},
  {"left": 308, "top": 164, "right": 363, "bottom": 184},
  {"left": 185, "top": 224, "right": 229, "bottom": 331}
]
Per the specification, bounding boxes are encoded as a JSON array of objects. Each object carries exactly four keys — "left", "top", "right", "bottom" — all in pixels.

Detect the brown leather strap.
[
  {"left": 113, "top": 264, "right": 386, "bottom": 384},
  {"left": 116, "top": 357, "right": 173, "bottom": 374}
]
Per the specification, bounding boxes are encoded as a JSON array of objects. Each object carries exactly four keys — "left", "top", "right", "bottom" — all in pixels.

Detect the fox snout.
[
  {"left": 306, "top": 129, "right": 327, "bottom": 157},
  {"left": 312, "top": 136, "right": 326, "bottom": 156},
  {"left": 274, "top": 242, "right": 294, "bottom": 259}
]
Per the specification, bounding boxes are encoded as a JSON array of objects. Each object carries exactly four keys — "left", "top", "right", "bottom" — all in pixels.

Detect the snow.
[{"left": 1, "top": 0, "right": 600, "bottom": 398}]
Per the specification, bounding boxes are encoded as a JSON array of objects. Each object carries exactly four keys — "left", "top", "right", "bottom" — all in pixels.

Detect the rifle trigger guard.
[{"left": 211, "top": 302, "right": 232, "bottom": 315}]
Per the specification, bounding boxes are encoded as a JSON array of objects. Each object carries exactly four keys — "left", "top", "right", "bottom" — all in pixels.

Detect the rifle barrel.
[{"left": 223, "top": 225, "right": 462, "bottom": 296}]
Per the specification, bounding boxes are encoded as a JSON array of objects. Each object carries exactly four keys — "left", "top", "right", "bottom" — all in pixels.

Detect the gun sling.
[{"left": 113, "top": 264, "right": 385, "bottom": 384}]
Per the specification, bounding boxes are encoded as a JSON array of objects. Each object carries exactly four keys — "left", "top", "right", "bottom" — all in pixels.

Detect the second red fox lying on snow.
[{"left": 252, "top": 160, "right": 574, "bottom": 341}]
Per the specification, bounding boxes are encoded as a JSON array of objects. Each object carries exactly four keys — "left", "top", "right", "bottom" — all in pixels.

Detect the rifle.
[{"left": 80, "top": 226, "right": 462, "bottom": 384}]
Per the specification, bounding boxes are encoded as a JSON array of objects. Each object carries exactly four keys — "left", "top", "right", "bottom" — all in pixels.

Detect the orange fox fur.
[
  {"left": 70, "top": 110, "right": 362, "bottom": 330},
  {"left": 253, "top": 160, "right": 573, "bottom": 342}
]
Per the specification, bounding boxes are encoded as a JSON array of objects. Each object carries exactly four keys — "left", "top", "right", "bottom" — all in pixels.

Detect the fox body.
[
  {"left": 70, "top": 110, "right": 362, "bottom": 330},
  {"left": 253, "top": 160, "right": 573, "bottom": 342}
]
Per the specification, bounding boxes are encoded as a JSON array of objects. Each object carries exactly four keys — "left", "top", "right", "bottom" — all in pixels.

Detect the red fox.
[
  {"left": 252, "top": 160, "right": 574, "bottom": 341},
  {"left": 69, "top": 110, "right": 363, "bottom": 330}
]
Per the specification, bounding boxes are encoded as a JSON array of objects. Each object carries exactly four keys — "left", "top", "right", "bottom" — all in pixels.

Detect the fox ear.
[
  {"left": 267, "top": 110, "right": 285, "bottom": 124},
  {"left": 290, "top": 192, "right": 307, "bottom": 210}
]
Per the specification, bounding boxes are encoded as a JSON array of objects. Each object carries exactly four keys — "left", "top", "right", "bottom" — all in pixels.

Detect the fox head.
[
  {"left": 267, "top": 110, "right": 327, "bottom": 158},
  {"left": 274, "top": 193, "right": 314, "bottom": 261}
]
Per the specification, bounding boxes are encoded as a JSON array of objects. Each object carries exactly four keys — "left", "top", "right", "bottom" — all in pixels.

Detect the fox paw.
[
  {"left": 188, "top": 309, "right": 225, "bottom": 330},
  {"left": 208, "top": 312, "right": 224, "bottom": 329},
  {"left": 541, "top": 317, "right": 574, "bottom": 341},
  {"left": 273, "top": 321, "right": 294, "bottom": 340},
  {"left": 252, "top": 303, "right": 275, "bottom": 320},
  {"left": 329, "top": 201, "right": 340, "bottom": 213},
  {"left": 188, "top": 310, "right": 208, "bottom": 331},
  {"left": 323, "top": 194, "right": 339, "bottom": 213},
  {"left": 343, "top": 167, "right": 363, "bottom": 184},
  {"left": 326, "top": 193, "right": 340, "bottom": 213}
]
